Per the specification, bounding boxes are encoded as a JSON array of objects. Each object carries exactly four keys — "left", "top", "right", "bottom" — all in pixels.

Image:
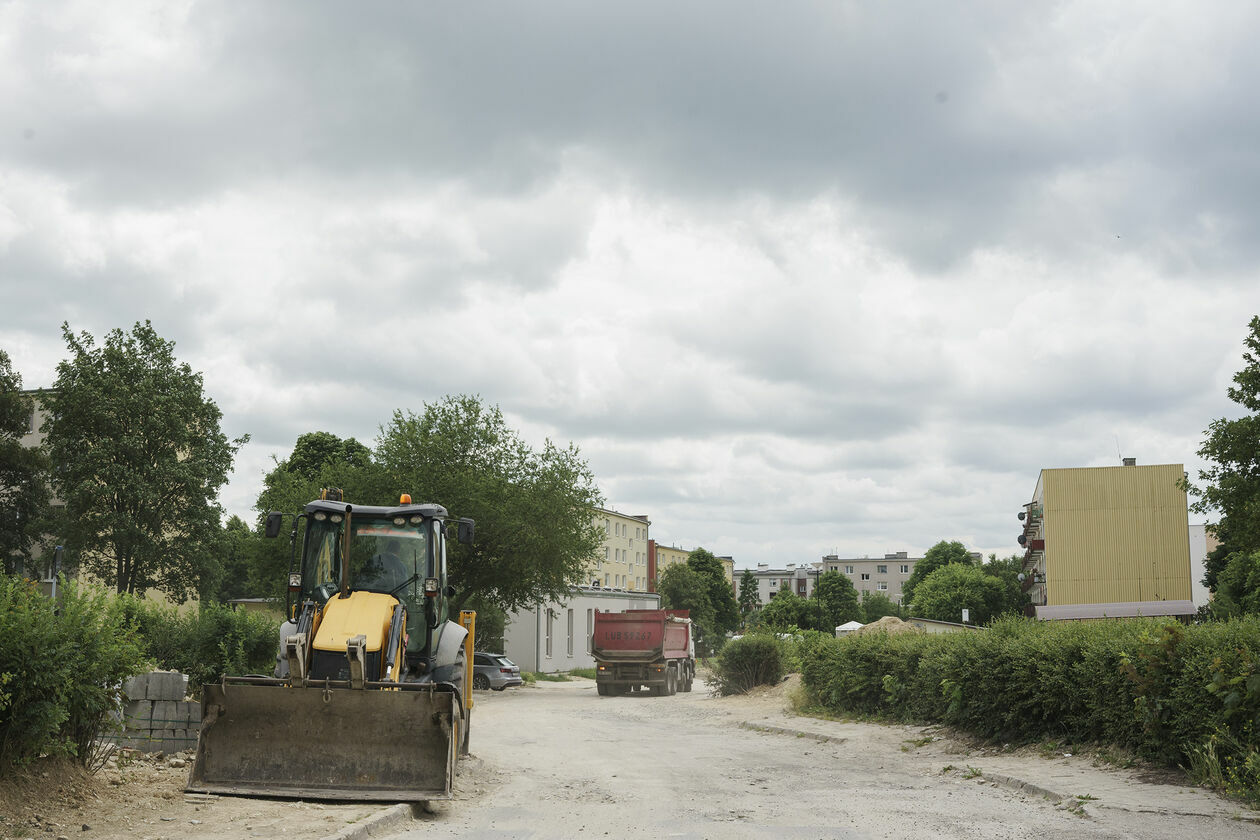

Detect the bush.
[
  {"left": 711, "top": 634, "right": 782, "bottom": 696},
  {"left": 0, "top": 575, "right": 148, "bottom": 773},
  {"left": 799, "top": 616, "right": 1260, "bottom": 805},
  {"left": 120, "top": 598, "right": 280, "bottom": 694}
]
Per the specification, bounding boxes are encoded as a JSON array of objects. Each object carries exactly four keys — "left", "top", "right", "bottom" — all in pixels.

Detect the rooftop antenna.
[{"left": 1115, "top": 435, "right": 1123, "bottom": 464}]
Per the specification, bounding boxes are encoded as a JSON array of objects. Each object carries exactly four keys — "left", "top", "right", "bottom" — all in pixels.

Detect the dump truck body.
[
  {"left": 186, "top": 492, "right": 475, "bottom": 802},
  {"left": 592, "top": 609, "right": 694, "bottom": 696}
]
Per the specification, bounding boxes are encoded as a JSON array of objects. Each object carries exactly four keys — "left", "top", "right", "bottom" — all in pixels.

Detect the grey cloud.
[{"left": 6, "top": 4, "right": 1259, "bottom": 271}]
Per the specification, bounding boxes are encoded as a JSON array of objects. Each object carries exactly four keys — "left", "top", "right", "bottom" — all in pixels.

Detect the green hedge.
[
  {"left": 0, "top": 575, "right": 148, "bottom": 772},
  {"left": 801, "top": 617, "right": 1260, "bottom": 803},
  {"left": 119, "top": 598, "right": 280, "bottom": 693}
]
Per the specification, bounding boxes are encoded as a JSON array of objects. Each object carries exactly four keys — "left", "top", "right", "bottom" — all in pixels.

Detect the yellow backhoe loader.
[{"left": 186, "top": 490, "right": 475, "bottom": 802}]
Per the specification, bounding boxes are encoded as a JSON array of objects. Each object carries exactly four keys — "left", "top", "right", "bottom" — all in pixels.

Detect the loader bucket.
[{"left": 187, "top": 682, "right": 459, "bottom": 802}]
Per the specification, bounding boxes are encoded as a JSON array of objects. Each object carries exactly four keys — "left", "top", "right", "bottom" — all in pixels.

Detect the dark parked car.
[{"left": 472, "top": 651, "right": 524, "bottom": 691}]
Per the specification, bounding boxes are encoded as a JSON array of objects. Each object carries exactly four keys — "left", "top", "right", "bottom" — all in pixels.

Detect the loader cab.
[{"left": 298, "top": 499, "right": 454, "bottom": 663}]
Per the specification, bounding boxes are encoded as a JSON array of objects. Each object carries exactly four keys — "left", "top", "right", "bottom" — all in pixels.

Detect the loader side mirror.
[
  {"left": 444, "top": 584, "right": 456, "bottom": 597},
  {"left": 457, "top": 518, "right": 475, "bottom": 545},
  {"left": 265, "top": 512, "right": 284, "bottom": 538}
]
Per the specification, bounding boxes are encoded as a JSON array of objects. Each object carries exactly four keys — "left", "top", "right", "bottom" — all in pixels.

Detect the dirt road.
[
  {"left": 397, "top": 676, "right": 1258, "bottom": 840},
  {"left": 4, "top": 675, "right": 1255, "bottom": 840}
]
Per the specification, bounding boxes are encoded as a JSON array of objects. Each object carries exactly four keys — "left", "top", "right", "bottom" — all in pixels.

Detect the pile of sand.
[{"left": 853, "top": 615, "right": 923, "bottom": 635}]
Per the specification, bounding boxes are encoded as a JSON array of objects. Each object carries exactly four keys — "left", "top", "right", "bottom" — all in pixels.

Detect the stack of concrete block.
[{"left": 117, "top": 671, "right": 201, "bottom": 754}]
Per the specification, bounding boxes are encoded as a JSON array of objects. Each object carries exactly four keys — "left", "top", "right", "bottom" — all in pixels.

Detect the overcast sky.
[{"left": 3, "top": 1, "right": 1257, "bottom": 570}]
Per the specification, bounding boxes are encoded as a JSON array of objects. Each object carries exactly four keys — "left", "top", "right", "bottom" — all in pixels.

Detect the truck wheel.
[
  {"left": 666, "top": 670, "right": 677, "bottom": 696},
  {"left": 597, "top": 683, "right": 610, "bottom": 696}
]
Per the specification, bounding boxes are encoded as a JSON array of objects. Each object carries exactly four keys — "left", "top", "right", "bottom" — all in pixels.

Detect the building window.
[
  {"left": 861, "top": 573, "right": 870, "bottom": 581},
  {"left": 586, "top": 609, "right": 594, "bottom": 652},
  {"left": 844, "top": 565, "right": 854, "bottom": 574},
  {"left": 876, "top": 565, "right": 887, "bottom": 574},
  {"left": 604, "top": 519, "right": 609, "bottom": 534},
  {"left": 604, "top": 573, "right": 610, "bottom": 586},
  {"left": 567, "top": 609, "right": 574, "bottom": 657},
  {"left": 877, "top": 582, "right": 887, "bottom": 591},
  {"left": 545, "top": 610, "right": 553, "bottom": 658},
  {"left": 901, "top": 564, "right": 910, "bottom": 574}
]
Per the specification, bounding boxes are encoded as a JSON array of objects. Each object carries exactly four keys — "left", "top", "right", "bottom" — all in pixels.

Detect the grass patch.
[
  {"left": 568, "top": 667, "right": 597, "bottom": 679},
  {"left": 901, "top": 735, "right": 935, "bottom": 752},
  {"left": 525, "top": 671, "right": 571, "bottom": 682}
]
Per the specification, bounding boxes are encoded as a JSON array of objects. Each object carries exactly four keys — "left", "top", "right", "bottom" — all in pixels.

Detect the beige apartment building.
[
  {"left": 738, "top": 552, "right": 922, "bottom": 607},
  {"left": 1020, "top": 461, "right": 1194, "bottom": 620},
  {"left": 647, "top": 542, "right": 735, "bottom": 593},
  {"left": 821, "top": 552, "right": 920, "bottom": 603},
  {"left": 651, "top": 542, "right": 690, "bottom": 583},
  {"left": 590, "top": 508, "right": 651, "bottom": 591}
]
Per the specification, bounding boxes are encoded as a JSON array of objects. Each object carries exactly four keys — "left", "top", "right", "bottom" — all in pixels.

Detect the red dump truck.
[{"left": 592, "top": 609, "right": 695, "bottom": 696}]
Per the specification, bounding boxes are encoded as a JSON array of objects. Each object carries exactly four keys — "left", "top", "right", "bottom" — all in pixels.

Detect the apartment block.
[
  {"left": 821, "top": 552, "right": 920, "bottom": 604},
  {"left": 1019, "top": 461, "right": 1195, "bottom": 620},
  {"left": 590, "top": 508, "right": 651, "bottom": 592},
  {"left": 737, "top": 551, "right": 921, "bottom": 607}
]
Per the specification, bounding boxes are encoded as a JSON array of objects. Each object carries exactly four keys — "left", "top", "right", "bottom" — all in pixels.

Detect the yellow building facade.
[
  {"left": 1021, "top": 462, "right": 1194, "bottom": 620},
  {"left": 591, "top": 508, "right": 651, "bottom": 591}
]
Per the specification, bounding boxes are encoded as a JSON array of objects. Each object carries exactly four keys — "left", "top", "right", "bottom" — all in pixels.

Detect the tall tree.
[
  {"left": 209, "top": 515, "right": 259, "bottom": 603},
  {"left": 281, "top": 431, "right": 371, "bottom": 479},
  {"left": 687, "top": 547, "right": 739, "bottom": 637},
  {"left": 374, "top": 395, "right": 605, "bottom": 613},
  {"left": 1210, "top": 549, "right": 1260, "bottom": 617},
  {"left": 754, "top": 589, "right": 823, "bottom": 632},
  {"left": 43, "top": 322, "right": 246, "bottom": 601},
  {"left": 812, "top": 570, "right": 862, "bottom": 629},
  {"left": 859, "top": 590, "right": 903, "bottom": 623},
  {"left": 737, "top": 569, "right": 760, "bottom": 616},
  {"left": 902, "top": 540, "right": 975, "bottom": 608},
  {"left": 657, "top": 562, "right": 718, "bottom": 653},
  {"left": 910, "top": 563, "right": 1006, "bottom": 625},
  {"left": 252, "top": 431, "right": 379, "bottom": 603},
  {"left": 1188, "top": 316, "right": 1260, "bottom": 594},
  {"left": 0, "top": 350, "right": 49, "bottom": 576},
  {"left": 982, "top": 553, "right": 1033, "bottom": 618}
]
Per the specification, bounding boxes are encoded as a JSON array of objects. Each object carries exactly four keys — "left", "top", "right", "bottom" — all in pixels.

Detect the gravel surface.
[
  {"left": 3, "top": 675, "right": 1255, "bottom": 840},
  {"left": 392, "top": 675, "right": 1258, "bottom": 840}
]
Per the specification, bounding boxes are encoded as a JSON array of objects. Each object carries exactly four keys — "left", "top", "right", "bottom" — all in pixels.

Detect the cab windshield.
[{"left": 301, "top": 516, "right": 432, "bottom": 605}]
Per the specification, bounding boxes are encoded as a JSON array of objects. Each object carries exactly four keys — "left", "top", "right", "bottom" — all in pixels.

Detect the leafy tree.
[
  {"left": 737, "top": 569, "right": 760, "bottom": 616},
  {"left": 812, "top": 570, "right": 861, "bottom": 629},
  {"left": 282, "top": 431, "right": 371, "bottom": 479},
  {"left": 657, "top": 562, "right": 717, "bottom": 653},
  {"left": 373, "top": 395, "right": 605, "bottom": 613},
  {"left": 1210, "top": 550, "right": 1260, "bottom": 617},
  {"left": 252, "top": 432, "right": 379, "bottom": 603},
  {"left": 754, "top": 589, "right": 822, "bottom": 632},
  {"left": 42, "top": 322, "right": 246, "bottom": 601},
  {"left": 858, "top": 590, "right": 903, "bottom": 623},
  {"left": 902, "top": 540, "right": 975, "bottom": 608},
  {"left": 981, "top": 553, "right": 1032, "bottom": 619},
  {"left": 209, "top": 516, "right": 260, "bottom": 603},
  {"left": 0, "top": 350, "right": 49, "bottom": 576},
  {"left": 687, "top": 547, "right": 739, "bottom": 638},
  {"left": 1187, "top": 316, "right": 1260, "bottom": 597},
  {"left": 910, "top": 563, "right": 1006, "bottom": 625}
]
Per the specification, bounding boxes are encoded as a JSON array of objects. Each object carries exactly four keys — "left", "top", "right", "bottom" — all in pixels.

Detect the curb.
[
  {"left": 736, "top": 721, "right": 847, "bottom": 744},
  {"left": 981, "top": 771, "right": 1066, "bottom": 803},
  {"left": 322, "top": 803, "right": 416, "bottom": 840}
]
